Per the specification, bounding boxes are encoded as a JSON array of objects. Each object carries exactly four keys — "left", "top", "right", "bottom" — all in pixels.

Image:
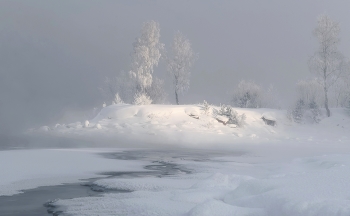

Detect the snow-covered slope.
[{"left": 33, "top": 104, "right": 350, "bottom": 147}]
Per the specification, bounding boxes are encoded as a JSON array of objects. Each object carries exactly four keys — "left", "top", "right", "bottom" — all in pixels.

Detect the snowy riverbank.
[
  {"left": 6, "top": 104, "right": 348, "bottom": 215},
  {"left": 32, "top": 104, "right": 350, "bottom": 148}
]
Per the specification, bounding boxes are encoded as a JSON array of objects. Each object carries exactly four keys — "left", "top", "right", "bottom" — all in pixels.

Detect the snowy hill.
[{"left": 33, "top": 104, "right": 350, "bottom": 148}]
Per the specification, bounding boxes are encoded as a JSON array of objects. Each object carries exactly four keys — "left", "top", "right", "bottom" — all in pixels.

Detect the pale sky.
[{"left": 1, "top": 0, "right": 350, "bottom": 133}]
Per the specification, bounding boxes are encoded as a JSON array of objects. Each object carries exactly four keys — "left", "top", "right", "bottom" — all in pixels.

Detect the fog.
[{"left": 1, "top": 0, "right": 350, "bottom": 135}]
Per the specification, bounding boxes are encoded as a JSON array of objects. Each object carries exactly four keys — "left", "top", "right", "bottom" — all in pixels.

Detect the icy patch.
[
  {"left": 0, "top": 149, "right": 146, "bottom": 196},
  {"left": 94, "top": 176, "right": 197, "bottom": 192}
]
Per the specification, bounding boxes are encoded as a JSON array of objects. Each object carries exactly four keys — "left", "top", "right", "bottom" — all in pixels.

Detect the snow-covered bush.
[
  {"left": 291, "top": 99, "right": 305, "bottom": 123},
  {"left": 291, "top": 99, "right": 321, "bottom": 124},
  {"left": 231, "top": 80, "right": 278, "bottom": 108},
  {"left": 218, "top": 104, "right": 246, "bottom": 127},
  {"left": 112, "top": 93, "right": 124, "bottom": 105},
  {"left": 232, "top": 80, "right": 262, "bottom": 108},
  {"left": 291, "top": 79, "right": 323, "bottom": 124},
  {"left": 296, "top": 79, "right": 324, "bottom": 109},
  {"left": 202, "top": 100, "right": 211, "bottom": 115},
  {"left": 308, "top": 100, "right": 322, "bottom": 123},
  {"left": 227, "top": 107, "right": 246, "bottom": 127},
  {"left": 133, "top": 92, "right": 152, "bottom": 105}
]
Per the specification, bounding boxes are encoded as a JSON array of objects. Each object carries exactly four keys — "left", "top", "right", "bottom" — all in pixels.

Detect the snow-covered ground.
[
  {"left": 46, "top": 150, "right": 350, "bottom": 216},
  {"left": 3, "top": 104, "right": 348, "bottom": 215},
  {"left": 32, "top": 104, "right": 350, "bottom": 147}
]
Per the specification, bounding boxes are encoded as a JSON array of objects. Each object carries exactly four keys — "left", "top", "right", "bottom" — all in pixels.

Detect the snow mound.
[{"left": 34, "top": 104, "right": 350, "bottom": 147}]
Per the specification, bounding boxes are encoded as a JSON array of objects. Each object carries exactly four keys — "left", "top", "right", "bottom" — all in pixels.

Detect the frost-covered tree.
[
  {"left": 130, "top": 20, "right": 164, "bottom": 93},
  {"left": 330, "top": 73, "right": 350, "bottom": 107},
  {"left": 232, "top": 80, "right": 263, "bottom": 108},
  {"left": 167, "top": 31, "right": 196, "bottom": 105},
  {"left": 232, "top": 80, "right": 279, "bottom": 108},
  {"left": 309, "top": 15, "right": 348, "bottom": 117},
  {"left": 100, "top": 21, "right": 167, "bottom": 106}
]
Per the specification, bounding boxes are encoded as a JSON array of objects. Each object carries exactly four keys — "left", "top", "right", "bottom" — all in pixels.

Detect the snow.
[
  {"left": 51, "top": 152, "right": 350, "bottom": 216},
  {"left": 16, "top": 104, "right": 350, "bottom": 215},
  {"left": 33, "top": 104, "right": 350, "bottom": 148},
  {"left": 261, "top": 112, "right": 276, "bottom": 121},
  {"left": 0, "top": 148, "right": 146, "bottom": 196},
  {"left": 93, "top": 176, "right": 198, "bottom": 192},
  {"left": 216, "top": 115, "right": 229, "bottom": 123}
]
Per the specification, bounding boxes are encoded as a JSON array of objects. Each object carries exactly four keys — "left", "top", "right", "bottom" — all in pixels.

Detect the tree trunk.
[
  {"left": 324, "top": 84, "right": 331, "bottom": 117},
  {"left": 175, "top": 90, "right": 179, "bottom": 105},
  {"left": 323, "top": 60, "right": 331, "bottom": 117}
]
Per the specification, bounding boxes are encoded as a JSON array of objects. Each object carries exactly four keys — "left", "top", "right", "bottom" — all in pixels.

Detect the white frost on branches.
[
  {"left": 308, "top": 15, "right": 349, "bottom": 116},
  {"left": 133, "top": 92, "right": 152, "bottom": 105},
  {"left": 232, "top": 80, "right": 262, "bottom": 108},
  {"left": 130, "top": 20, "right": 165, "bottom": 92},
  {"left": 167, "top": 31, "right": 196, "bottom": 104},
  {"left": 112, "top": 93, "right": 124, "bottom": 105},
  {"left": 218, "top": 104, "right": 246, "bottom": 127},
  {"left": 231, "top": 80, "right": 278, "bottom": 108}
]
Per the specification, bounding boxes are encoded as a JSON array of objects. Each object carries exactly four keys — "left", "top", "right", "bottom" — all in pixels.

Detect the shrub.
[
  {"left": 232, "top": 80, "right": 262, "bottom": 108},
  {"left": 291, "top": 99, "right": 321, "bottom": 124},
  {"left": 203, "top": 100, "right": 211, "bottom": 115},
  {"left": 231, "top": 80, "right": 279, "bottom": 108},
  {"left": 133, "top": 92, "right": 152, "bottom": 105},
  {"left": 112, "top": 93, "right": 124, "bottom": 105},
  {"left": 218, "top": 104, "right": 246, "bottom": 127}
]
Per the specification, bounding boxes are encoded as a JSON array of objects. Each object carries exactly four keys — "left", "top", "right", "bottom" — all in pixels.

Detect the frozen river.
[
  {"left": 1, "top": 147, "right": 350, "bottom": 216},
  {"left": 0, "top": 149, "right": 239, "bottom": 216}
]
